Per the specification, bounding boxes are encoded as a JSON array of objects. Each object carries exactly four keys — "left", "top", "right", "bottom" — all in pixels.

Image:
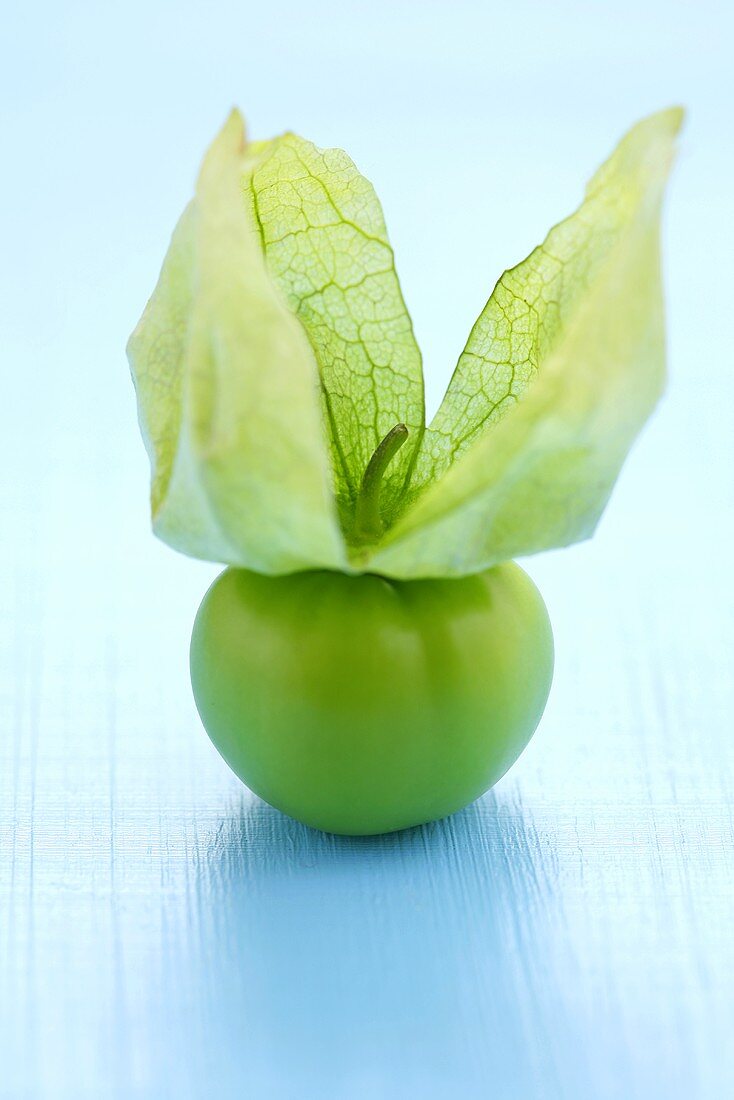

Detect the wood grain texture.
[
  {"left": 2, "top": 5, "right": 733, "bottom": 1095},
  {"left": 2, "top": 334, "right": 733, "bottom": 1097}
]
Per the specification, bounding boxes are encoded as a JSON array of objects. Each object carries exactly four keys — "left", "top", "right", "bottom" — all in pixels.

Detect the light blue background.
[{"left": 2, "top": 2, "right": 733, "bottom": 1098}]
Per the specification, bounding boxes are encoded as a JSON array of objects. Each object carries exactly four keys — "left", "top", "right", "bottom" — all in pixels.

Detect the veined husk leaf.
[
  {"left": 247, "top": 133, "right": 425, "bottom": 531},
  {"left": 127, "top": 111, "right": 346, "bottom": 573},
  {"left": 369, "top": 108, "right": 682, "bottom": 577}
]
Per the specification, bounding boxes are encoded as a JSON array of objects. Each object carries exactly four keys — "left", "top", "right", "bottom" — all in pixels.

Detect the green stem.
[{"left": 354, "top": 423, "right": 409, "bottom": 543}]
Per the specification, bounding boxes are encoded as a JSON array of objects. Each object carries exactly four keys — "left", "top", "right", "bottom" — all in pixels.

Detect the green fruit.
[{"left": 190, "top": 564, "right": 553, "bottom": 836}]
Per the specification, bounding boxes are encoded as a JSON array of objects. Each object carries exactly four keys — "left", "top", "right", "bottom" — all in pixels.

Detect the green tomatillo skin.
[{"left": 190, "top": 564, "right": 554, "bottom": 835}]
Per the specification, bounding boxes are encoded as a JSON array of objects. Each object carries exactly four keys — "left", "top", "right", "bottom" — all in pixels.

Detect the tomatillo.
[{"left": 190, "top": 564, "right": 553, "bottom": 835}]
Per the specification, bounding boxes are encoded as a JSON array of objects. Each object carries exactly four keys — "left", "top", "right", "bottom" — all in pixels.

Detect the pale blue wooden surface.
[{"left": 2, "top": 3, "right": 733, "bottom": 1097}]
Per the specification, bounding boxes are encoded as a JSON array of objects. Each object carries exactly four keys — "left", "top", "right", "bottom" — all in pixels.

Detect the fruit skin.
[{"left": 190, "top": 564, "right": 554, "bottom": 836}]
